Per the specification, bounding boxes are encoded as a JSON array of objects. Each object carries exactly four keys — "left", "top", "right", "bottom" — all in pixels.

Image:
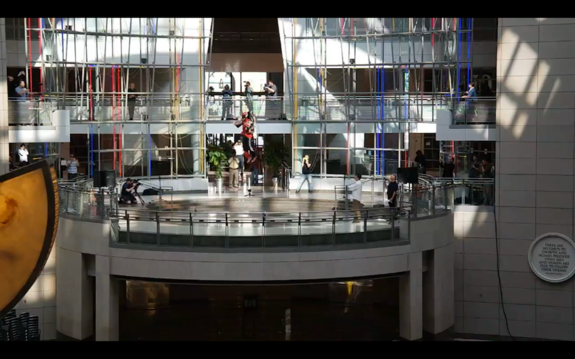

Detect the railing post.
[
  {"left": 413, "top": 186, "right": 418, "bottom": 219},
  {"left": 391, "top": 211, "right": 396, "bottom": 242},
  {"left": 189, "top": 213, "right": 194, "bottom": 248},
  {"left": 225, "top": 213, "right": 229, "bottom": 248},
  {"left": 363, "top": 210, "right": 368, "bottom": 244},
  {"left": 155, "top": 212, "right": 160, "bottom": 245},
  {"left": 126, "top": 212, "right": 130, "bottom": 244},
  {"left": 65, "top": 190, "right": 70, "bottom": 214},
  {"left": 332, "top": 211, "right": 336, "bottom": 246},
  {"left": 298, "top": 212, "right": 302, "bottom": 247},
  {"left": 262, "top": 213, "right": 266, "bottom": 248},
  {"left": 431, "top": 184, "right": 436, "bottom": 216},
  {"left": 443, "top": 185, "right": 448, "bottom": 210}
]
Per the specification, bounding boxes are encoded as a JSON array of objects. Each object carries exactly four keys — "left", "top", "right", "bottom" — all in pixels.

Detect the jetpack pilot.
[{"left": 234, "top": 112, "right": 257, "bottom": 163}]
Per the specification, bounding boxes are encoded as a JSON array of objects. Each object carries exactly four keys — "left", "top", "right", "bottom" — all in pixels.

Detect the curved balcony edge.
[{"left": 56, "top": 211, "right": 453, "bottom": 282}]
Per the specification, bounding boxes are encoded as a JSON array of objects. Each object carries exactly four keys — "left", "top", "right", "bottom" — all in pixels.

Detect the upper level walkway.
[{"left": 8, "top": 94, "right": 495, "bottom": 125}]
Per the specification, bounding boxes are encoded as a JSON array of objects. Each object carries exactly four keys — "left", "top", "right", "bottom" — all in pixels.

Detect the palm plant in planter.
[
  {"left": 263, "top": 140, "right": 289, "bottom": 184},
  {"left": 207, "top": 144, "right": 227, "bottom": 191}
]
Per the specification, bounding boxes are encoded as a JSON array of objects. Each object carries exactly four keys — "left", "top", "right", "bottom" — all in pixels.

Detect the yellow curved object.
[{"left": 0, "top": 161, "right": 59, "bottom": 319}]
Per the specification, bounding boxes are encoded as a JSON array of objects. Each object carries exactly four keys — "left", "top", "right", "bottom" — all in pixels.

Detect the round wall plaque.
[{"left": 528, "top": 233, "right": 575, "bottom": 283}]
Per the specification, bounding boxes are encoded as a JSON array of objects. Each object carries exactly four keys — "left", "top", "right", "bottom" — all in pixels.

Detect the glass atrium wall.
[{"left": 278, "top": 18, "right": 473, "bottom": 177}]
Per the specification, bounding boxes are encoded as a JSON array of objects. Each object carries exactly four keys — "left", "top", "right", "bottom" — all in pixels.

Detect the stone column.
[
  {"left": 0, "top": 19, "right": 9, "bottom": 176},
  {"left": 423, "top": 244, "right": 455, "bottom": 337},
  {"left": 56, "top": 248, "right": 94, "bottom": 340},
  {"left": 399, "top": 252, "right": 423, "bottom": 341},
  {"left": 95, "top": 256, "right": 119, "bottom": 341}
]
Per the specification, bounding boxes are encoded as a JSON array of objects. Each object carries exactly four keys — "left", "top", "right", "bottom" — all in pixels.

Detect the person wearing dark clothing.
[
  {"left": 296, "top": 154, "right": 313, "bottom": 193},
  {"left": 386, "top": 174, "right": 399, "bottom": 209},
  {"left": 264, "top": 80, "right": 279, "bottom": 119},
  {"left": 251, "top": 154, "right": 260, "bottom": 185},
  {"left": 221, "top": 85, "right": 233, "bottom": 120},
  {"left": 462, "top": 82, "right": 478, "bottom": 122},
  {"left": 120, "top": 178, "right": 137, "bottom": 204},
  {"left": 469, "top": 155, "right": 481, "bottom": 178},
  {"left": 439, "top": 156, "right": 455, "bottom": 179},
  {"left": 385, "top": 174, "right": 399, "bottom": 221},
  {"left": 414, "top": 150, "right": 426, "bottom": 174},
  {"left": 127, "top": 83, "right": 137, "bottom": 121},
  {"left": 481, "top": 159, "right": 494, "bottom": 206}
]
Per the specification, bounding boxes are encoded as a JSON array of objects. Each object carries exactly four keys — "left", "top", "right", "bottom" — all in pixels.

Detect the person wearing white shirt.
[
  {"left": 67, "top": 154, "right": 80, "bottom": 180},
  {"left": 233, "top": 140, "right": 245, "bottom": 179},
  {"left": 18, "top": 144, "right": 29, "bottom": 166},
  {"left": 347, "top": 174, "right": 363, "bottom": 223}
]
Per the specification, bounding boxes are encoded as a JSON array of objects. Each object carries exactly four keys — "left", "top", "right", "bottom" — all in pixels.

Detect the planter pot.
[
  {"left": 216, "top": 178, "right": 223, "bottom": 193},
  {"left": 272, "top": 177, "right": 278, "bottom": 191}
]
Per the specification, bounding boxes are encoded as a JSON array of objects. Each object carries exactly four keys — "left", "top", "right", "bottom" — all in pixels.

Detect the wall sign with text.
[{"left": 528, "top": 233, "right": 575, "bottom": 283}]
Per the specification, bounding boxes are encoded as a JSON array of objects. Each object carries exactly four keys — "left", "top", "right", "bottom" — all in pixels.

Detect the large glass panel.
[{"left": 324, "top": 149, "right": 348, "bottom": 175}]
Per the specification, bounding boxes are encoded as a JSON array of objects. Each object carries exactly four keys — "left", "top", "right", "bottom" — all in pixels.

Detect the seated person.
[{"left": 120, "top": 178, "right": 138, "bottom": 204}]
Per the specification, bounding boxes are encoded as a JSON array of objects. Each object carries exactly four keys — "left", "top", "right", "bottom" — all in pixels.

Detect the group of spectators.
[
  {"left": 223, "top": 140, "right": 261, "bottom": 189},
  {"left": 7, "top": 72, "right": 30, "bottom": 101}
]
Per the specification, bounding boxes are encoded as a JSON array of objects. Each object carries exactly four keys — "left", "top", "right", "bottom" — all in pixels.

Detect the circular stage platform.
[
  {"left": 141, "top": 188, "right": 389, "bottom": 213},
  {"left": 145, "top": 197, "right": 351, "bottom": 213}
]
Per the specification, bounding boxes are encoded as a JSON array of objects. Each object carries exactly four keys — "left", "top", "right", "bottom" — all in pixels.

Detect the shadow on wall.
[{"left": 457, "top": 18, "right": 575, "bottom": 342}]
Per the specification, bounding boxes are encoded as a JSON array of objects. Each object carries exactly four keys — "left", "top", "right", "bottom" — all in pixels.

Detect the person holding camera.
[
  {"left": 120, "top": 178, "right": 138, "bottom": 204},
  {"left": 264, "top": 80, "right": 277, "bottom": 98},
  {"left": 228, "top": 150, "right": 240, "bottom": 189},
  {"left": 67, "top": 154, "right": 80, "bottom": 180},
  {"left": 296, "top": 154, "right": 313, "bottom": 194}
]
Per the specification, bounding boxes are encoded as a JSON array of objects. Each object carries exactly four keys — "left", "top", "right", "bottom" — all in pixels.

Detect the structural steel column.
[{"left": 0, "top": 19, "right": 9, "bottom": 176}]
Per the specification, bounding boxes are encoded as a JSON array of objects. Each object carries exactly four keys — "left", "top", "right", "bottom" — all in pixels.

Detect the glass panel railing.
[
  {"left": 451, "top": 98, "right": 496, "bottom": 125},
  {"left": 60, "top": 182, "right": 456, "bottom": 250}
]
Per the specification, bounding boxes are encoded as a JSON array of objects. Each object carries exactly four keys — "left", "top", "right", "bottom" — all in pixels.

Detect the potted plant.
[
  {"left": 207, "top": 144, "right": 227, "bottom": 192},
  {"left": 263, "top": 140, "right": 288, "bottom": 188}
]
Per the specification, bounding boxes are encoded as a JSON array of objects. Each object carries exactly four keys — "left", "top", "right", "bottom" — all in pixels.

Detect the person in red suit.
[{"left": 234, "top": 112, "right": 257, "bottom": 163}]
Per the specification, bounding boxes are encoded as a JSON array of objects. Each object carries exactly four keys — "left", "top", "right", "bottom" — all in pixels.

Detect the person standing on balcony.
[
  {"left": 244, "top": 81, "right": 254, "bottom": 113},
  {"left": 67, "top": 154, "right": 79, "bottom": 180},
  {"left": 462, "top": 82, "right": 477, "bottom": 122},
  {"left": 481, "top": 158, "right": 494, "bottom": 206},
  {"left": 127, "top": 83, "right": 137, "bottom": 121},
  {"left": 228, "top": 150, "right": 240, "bottom": 189},
  {"left": 15, "top": 81, "right": 29, "bottom": 101},
  {"left": 296, "top": 154, "right": 313, "bottom": 194},
  {"left": 264, "top": 80, "right": 278, "bottom": 119},
  {"left": 18, "top": 144, "right": 29, "bottom": 167},
  {"left": 439, "top": 156, "right": 455, "bottom": 179},
  {"left": 414, "top": 150, "right": 426, "bottom": 174},
  {"left": 264, "top": 80, "right": 277, "bottom": 98},
  {"left": 385, "top": 174, "right": 399, "bottom": 219},
  {"left": 221, "top": 85, "right": 233, "bottom": 120},
  {"left": 347, "top": 174, "right": 363, "bottom": 223}
]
